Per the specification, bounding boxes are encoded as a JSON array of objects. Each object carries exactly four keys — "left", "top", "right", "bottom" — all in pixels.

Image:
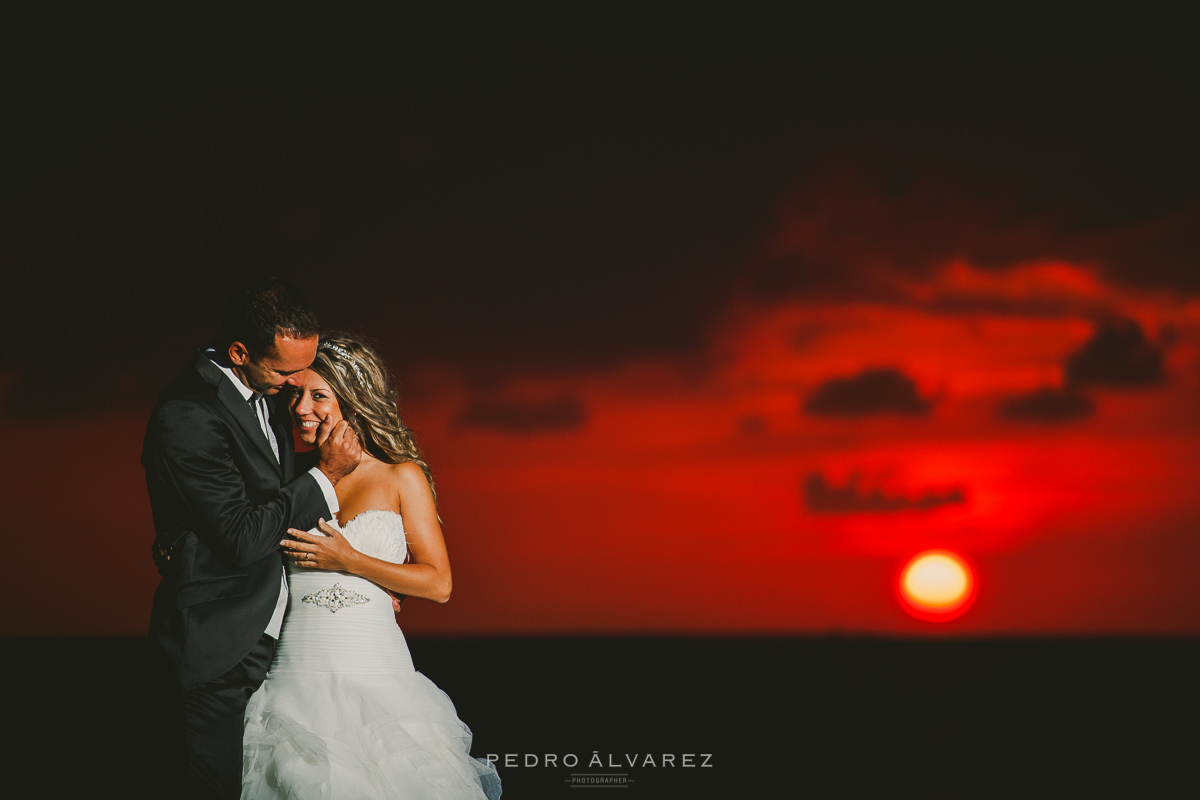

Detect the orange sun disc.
[{"left": 899, "top": 550, "right": 975, "bottom": 621}]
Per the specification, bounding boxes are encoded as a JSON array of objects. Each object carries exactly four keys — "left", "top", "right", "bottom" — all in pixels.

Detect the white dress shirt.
[{"left": 206, "top": 349, "right": 339, "bottom": 639}]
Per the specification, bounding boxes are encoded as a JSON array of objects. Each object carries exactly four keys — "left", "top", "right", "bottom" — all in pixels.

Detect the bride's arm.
[{"left": 282, "top": 462, "right": 453, "bottom": 604}]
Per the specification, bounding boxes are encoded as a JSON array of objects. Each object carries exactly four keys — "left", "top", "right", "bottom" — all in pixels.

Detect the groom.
[{"left": 143, "top": 278, "right": 362, "bottom": 799}]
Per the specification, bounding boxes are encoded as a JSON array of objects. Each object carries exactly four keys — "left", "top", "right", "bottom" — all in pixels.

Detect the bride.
[{"left": 242, "top": 334, "right": 502, "bottom": 799}]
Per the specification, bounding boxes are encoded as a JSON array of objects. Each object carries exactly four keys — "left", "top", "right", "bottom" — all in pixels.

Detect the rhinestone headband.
[{"left": 320, "top": 342, "right": 366, "bottom": 384}]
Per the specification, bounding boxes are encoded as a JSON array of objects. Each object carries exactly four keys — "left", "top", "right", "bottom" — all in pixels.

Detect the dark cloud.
[
  {"left": 998, "top": 388, "right": 1096, "bottom": 423},
  {"left": 746, "top": 111, "right": 1200, "bottom": 305},
  {"left": 804, "top": 472, "right": 966, "bottom": 514},
  {"left": 804, "top": 368, "right": 931, "bottom": 417},
  {"left": 984, "top": 317, "right": 1168, "bottom": 426},
  {"left": 1065, "top": 319, "right": 1166, "bottom": 388},
  {"left": 456, "top": 395, "right": 586, "bottom": 434}
]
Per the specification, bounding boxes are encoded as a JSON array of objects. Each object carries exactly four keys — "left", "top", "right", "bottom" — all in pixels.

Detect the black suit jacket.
[{"left": 143, "top": 351, "right": 330, "bottom": 692}]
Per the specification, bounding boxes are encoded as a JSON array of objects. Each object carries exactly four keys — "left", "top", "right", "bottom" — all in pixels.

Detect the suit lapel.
[{"left": 194, "top": 353, "right": 284, "bottom": 476}]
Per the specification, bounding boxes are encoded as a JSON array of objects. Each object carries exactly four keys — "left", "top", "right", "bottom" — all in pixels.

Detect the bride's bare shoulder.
[{"left": 387, "top": 461, "right": 432, "bottom": 497}]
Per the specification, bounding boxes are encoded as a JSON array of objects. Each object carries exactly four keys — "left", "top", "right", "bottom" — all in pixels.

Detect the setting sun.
[{"left": 900, "top": 550, "right": 975, "bottom": 621}]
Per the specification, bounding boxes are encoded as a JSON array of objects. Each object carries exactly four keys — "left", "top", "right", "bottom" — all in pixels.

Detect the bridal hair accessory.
[{"left": 321, "top": 342, "right": 367, "bottom": 384}]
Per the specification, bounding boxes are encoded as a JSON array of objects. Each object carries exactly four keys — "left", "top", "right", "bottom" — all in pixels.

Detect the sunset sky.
[{"left": 5, "top": 11, "right": 1199, "bottom": 636}]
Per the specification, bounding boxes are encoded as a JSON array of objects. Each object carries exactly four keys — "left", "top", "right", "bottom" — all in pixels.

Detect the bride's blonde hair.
[{"left": 309, "top": 333, "right": 436, "bottom": 504}]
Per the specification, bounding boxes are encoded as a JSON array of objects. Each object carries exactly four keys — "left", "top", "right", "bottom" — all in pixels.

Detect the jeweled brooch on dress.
[{"left": 301, "top": 583, "right": 371, "bottom": 612}]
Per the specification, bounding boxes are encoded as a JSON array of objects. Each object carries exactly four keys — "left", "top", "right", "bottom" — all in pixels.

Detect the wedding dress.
[{"left": 242, "top": 510, "right": 502, "bottom": 799}]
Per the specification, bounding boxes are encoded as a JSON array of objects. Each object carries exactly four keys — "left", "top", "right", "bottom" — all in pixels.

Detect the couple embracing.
[{"left": 144, "top": 278, "right": 501, "bottom": 799}]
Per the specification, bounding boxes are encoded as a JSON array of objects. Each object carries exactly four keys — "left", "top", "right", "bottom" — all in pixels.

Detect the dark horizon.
[{"left": 7, "top": 636, "right": 1197, "bottom": 796}]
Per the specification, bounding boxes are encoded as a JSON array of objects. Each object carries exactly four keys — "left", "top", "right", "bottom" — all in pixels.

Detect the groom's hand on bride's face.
[{"left": 316, "top": 414, "right": 363, "bottom": 485}]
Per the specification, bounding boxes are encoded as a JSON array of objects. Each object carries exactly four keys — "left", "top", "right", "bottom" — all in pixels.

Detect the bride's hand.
[{"left": 281, "top": 518, "right": 361, "bottom": 573}]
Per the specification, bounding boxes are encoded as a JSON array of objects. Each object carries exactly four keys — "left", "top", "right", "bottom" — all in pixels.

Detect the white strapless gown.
[{"left": 242, "top": 510, "right": 502, "bottom": 799}]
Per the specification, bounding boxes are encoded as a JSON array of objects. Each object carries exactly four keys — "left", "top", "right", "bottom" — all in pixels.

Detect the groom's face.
[{"left": 229, "top": 334, "right": 319, "bottom": 396}]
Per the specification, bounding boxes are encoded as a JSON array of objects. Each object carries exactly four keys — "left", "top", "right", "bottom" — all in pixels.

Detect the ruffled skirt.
[{"left": 242, "top": 670, "right": 501, "bottom": 799}]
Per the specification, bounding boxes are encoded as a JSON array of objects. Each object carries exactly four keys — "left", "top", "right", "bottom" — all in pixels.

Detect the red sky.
[
  {"left": 6, "top": 24, "right": 1199, "bottom": 638},
  {"left": 11, "top": 258, "right": 1200, "bottom": 638}
]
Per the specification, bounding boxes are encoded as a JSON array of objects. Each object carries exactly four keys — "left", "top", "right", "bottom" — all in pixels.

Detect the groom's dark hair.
[{"left": 221, "top": 277, "right": 321, "bottom": 359}]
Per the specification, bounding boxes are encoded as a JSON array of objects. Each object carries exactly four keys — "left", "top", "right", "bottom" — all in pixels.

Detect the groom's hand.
[
  {"left": 315, "top": 414, "right": 362, "bottom": 484},
  {"left": 387, "top": 590, "right": 405, "bottom": 613}
]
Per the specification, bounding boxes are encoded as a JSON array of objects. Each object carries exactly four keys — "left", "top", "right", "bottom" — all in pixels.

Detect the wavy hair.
[{"left": 308, "top": 333, "right": 436, "bottom": 504}]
